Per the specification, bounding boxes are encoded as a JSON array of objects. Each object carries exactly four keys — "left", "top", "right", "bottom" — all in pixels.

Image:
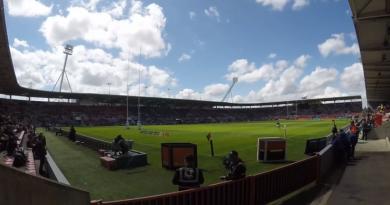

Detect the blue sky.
[{"left": 4, "top": 0, "right": 365, "bottom": 103}]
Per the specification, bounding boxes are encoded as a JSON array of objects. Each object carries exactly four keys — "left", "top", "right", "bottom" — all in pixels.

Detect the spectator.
[
  {"left": 38, "top": 133, "right": 46, "bottom": 147},
  {"left": 361, "top": 119, "right": 370, "bottom": 141},
  {"left": 172, "top": 155, "right": 204, "bottom": 191},
  {"left": 33, "top": 133, "right": 47, "bottom": 176},
  {"left": 6, "top": 135, "right": 17, "bottom": 156},
  {"left": 112, "top": 135, "right": 129, "bottom": 155},
  {"left": 349, "top": 121, "right": 359, "bottom": 160},
  {"left": 332, "top": 129, "right": 350, "bottom": 164}
]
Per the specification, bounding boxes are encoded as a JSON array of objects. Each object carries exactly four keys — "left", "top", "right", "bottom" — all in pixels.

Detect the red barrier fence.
[
  {"left": 95, "top": 156, "right": 319, "bottom": 205},
  {"left": 253, "top": 156, "right": 318, "bottom": 204}
]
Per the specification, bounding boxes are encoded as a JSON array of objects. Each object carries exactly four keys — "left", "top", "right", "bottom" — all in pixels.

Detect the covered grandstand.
[{"left": 349, "top": 0, "right": 390, "bottom": 105}]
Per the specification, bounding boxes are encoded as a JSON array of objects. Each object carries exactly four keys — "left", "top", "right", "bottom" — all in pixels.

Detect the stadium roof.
[
  {"left": 0, "top": 0, "right": 361, "bottom": 108},
  {"left": 349, "top": 0, "right": 390, "bottom": 104}
]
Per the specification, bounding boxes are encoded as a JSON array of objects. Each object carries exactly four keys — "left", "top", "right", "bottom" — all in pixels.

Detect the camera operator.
[
  {"left": 112, "top": 135, "right": 129, "bottom": 156},
  {"left": 220, "top": 150, "right": 246, "bottom": 180},
  {"left": 172, "top": 155, "right": 204, "bottom": 191}
]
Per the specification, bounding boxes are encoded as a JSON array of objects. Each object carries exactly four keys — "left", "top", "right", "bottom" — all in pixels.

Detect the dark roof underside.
[{"left": 349, "top": 0, "right": 390, "bottom": 104}]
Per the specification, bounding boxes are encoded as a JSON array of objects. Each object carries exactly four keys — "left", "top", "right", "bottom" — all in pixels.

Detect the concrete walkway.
[{"left": 326, "top": 134, "right": 390, "bottom": 205}]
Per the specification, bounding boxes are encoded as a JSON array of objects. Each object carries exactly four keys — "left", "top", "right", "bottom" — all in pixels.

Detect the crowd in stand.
[
  {"left": 0, "top": 114, "right": 48, "bottom": 177},
  {"left": 0, "top": 114, "right": 32, "bottom": 156},
  {"left": 331, "top": 114, "right": 375, "bottom": 164},
  {"left": 0, "top": 98, "right": 362, "bottom": 127}
]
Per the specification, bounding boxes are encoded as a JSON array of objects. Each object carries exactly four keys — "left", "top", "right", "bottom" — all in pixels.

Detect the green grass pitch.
[{"left": 41, "top": 119, "right": 348, "bottom": 201}]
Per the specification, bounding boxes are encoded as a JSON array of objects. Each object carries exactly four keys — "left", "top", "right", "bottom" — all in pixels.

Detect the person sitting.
[
  {"left": 220, "top": 150, "right": 246, "bottom": 180},
  {"left": 119, "top": 139, "right": 129, "bottom": 154},
  {"left": 6, "top": 135, "right": 17, "bottom": 156},
  {"left": 0, "top": 129, "right": 8, "bottom": 152},
  {"left": 112, "top": 135, "right": 129, "bottom": 155},
  {"left": 172, "top": 155, "right": 204, "bottom": 191}
]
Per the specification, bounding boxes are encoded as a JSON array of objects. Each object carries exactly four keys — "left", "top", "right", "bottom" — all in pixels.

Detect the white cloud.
[
  {"left": 340, "top": 62, "right": 365, "bottom": 92},
  {"left": 313, "top": 86, "right": 343, "bottom": 98},
  {"left": 292, "top": 0, "right": 310, "bottom": 10},
  {"left": 176, "top": 60, "right": 363, "bottom": 103},
  {"left": 10, "top": 43, "right": 176, "bottom": 96},
  {"left": 255, "top": 0, "right": 310, "bottom": 11},
  {"left": 176, "top": 83, "right": 229, "bottom": 101},
  {"left": 299, "top": 66, "right": 338, "bottom": 92},
  {"left": 176, "top": 89, "right": 201, "bottom": 100},
  {"left": 255, "top": 0, "right": 290, "bottom": 11},
  {"left": 40, "top": 0, "right": 169, "bottom": 59},
  {"left": 103, "top": 0, "right": 127, "bottom": 18},
  {"left": 178, "top": 53, "right": 191, "bottom": 62},
  {"left": 204, "top": 6, "right": 220, "bottom": 22},
  {"left": 294, "top": 54, "right": 310, "bottom": 68},
  {"left": 78, "top": 0, "right": 102, "bottom": 11},
  {"left": 226, "top": 55, "right": 310, "bottom": 102},
  {"left": 226, "top": 59, "right": 255, "bottom": 80},
  {"left": 148, "top": 66, "right": 176, "bottom": 87},
  {"left": 225, "top": 58, "right": 293, "bottom": 83},
  {"left": 189, "top": 11, "right": 196, "bottom": 20},
  {"left": 6, "top": 0, "right": 52, "bottom": 17},
  {"left": 268, "top": 53, "right": 277, "bottom": 59},
  {"left": 203, "top": 83, "right": 229, "bottom": 97},
  {"left": 318, "top": 33, "right": 360, "bottom": 57},
  {"left": 258, "top": 58, "right": 306, "bottom": 97},
  {"left": 227, "top": 59, "right": 366, "bottom": 103},
  {"left": 232, "top": 95, "right": 244, "bottom": 103},
  {"left": 13, "top": 38, "right": 29, "bottom": 48}
]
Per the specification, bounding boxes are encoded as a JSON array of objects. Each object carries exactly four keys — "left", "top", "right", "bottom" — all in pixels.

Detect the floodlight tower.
[
  {"left": 136, "top": 48, "right": 143, "bottom": 130},
  {"left": 126, "top": 60, "right": 130, "bottom": 129},
  {"left": 137, "top": 67, "right": 142, "bottom": 130},
  {"left": 53, "top": 44, "right": 73, "bottom": 93},
  {"left": 107, "top": 82, "right": 112, "bottom": 95},
  {"left": 221, "top": 77, "right": 238, "bottom": 102}
]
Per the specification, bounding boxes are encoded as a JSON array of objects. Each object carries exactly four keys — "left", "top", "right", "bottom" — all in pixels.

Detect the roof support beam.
[
  {"left": 357, "top": 0, "right": 373, "bottom": 17},
  {"left": 366, "top": 82, "right": 390, "bottom": 85},
  {"left": 364, "top": 66, "right": 390, "bottom": 71},
  {"left": 366, "top": 89, "right": 390, "bottom": 92},
  {"left": 366, "top": 86, "right": 390, "bottom": 89},
  {"left": 363, "top": 63, "right": 390, "bottom": 67},
  {"left": 354, "top": 12, "right": 390, "bottom": 22},
  {"left": 365, "top": 76, "right": 390, "bottom": 80},
  {"left": 361, "top": 47, "right": 390, "bottom": 52},
  {"left": 387, "top": 0, "right": 390, "bottom": 13}
]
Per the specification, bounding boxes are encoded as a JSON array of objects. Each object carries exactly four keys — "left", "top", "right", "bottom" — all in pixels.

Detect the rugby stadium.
[{"left": 1, "top": 0, "right": 390, "bottom": 205}]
